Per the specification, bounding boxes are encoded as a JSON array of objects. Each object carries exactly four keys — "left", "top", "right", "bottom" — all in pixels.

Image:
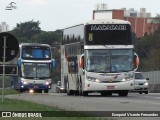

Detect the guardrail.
[{"left": 142, "top": 71, "right": 160, "bottom": 93}]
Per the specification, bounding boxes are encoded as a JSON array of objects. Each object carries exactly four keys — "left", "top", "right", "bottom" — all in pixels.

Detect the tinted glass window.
[{"left": 22, "top": 46, "right": 51, "bottom": 60}]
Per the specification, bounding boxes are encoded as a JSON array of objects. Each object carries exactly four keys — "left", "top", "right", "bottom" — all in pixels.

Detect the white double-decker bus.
[
  {"left": 61, "top": 19, "right": 139, "bottom": 96},
  {"left": 12, "top": 43, "right": 56, "bottom": 93}
]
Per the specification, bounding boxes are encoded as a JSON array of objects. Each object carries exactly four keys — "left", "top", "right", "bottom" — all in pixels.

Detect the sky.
[{"left": 0, "top": 0, "right": 160, "bottom": 31}]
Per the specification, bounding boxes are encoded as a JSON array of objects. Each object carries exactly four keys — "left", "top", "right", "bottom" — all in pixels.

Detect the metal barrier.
[{"left": 142, "top": 71, "right": 160, "bottom": 92}]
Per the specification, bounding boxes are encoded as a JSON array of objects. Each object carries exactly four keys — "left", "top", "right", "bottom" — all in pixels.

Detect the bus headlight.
[
  {"left": 22, "top": 80, "right": 28, "bottom": 84},
  {"left": 45, "top": 80, "right": 51, "bottom": 85},
  {"left": 122, "top": 77, "right": 131, "bottom": 81},
  {"left": 122, "top": 79, "right": 126, "bottom": 82},
  {"left": 87, "top": 76, "right": 100, "bottom": 82},
  {"left": 122, "top": 74, "right": 134, "bottom": 81},
  {"left": 29, "top": 89, "right": 34, "bottom": 93}
]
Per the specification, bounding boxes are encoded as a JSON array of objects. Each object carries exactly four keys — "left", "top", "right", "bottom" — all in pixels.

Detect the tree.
[
  {"left": 31, "top": 30, "right": 61, "bottom": 45},
  {"left": 11, "top": 20, "right": 41, "bottom": 40},
  {"left": 135, "top": 23, "right": 160, "bottom": 71}
]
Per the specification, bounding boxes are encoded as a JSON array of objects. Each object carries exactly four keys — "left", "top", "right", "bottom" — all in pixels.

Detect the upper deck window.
[
  {"left": 21, "top": 46, "right": 51, "bottom": 60},
  {"left": 85, "top": 24, "right": 133, "bottom": 45}
]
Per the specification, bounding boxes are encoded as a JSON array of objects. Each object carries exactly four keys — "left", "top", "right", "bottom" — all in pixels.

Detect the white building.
[{"left": 0, "top": 22, "right": 9, "bottom": 32}]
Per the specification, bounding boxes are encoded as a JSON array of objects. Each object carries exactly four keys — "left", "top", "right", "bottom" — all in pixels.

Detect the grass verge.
[{"left": 0, "top": 89, "right": 20, "bottom": 95}]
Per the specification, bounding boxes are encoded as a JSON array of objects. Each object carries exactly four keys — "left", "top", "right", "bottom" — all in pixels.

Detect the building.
[
  {"left": 0, "top": 22, "right": 9, "bottom": 32},
  {"left": 93, "top": 4, "right": 159, "bottom": 38}
]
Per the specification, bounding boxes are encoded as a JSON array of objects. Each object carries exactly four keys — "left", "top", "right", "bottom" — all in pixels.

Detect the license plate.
[
  {"left": 34, "top": 86, "right": 39, "bottom": 89},
  {"left": 107, "top": 86, "right": 115, "bottom": 90}
]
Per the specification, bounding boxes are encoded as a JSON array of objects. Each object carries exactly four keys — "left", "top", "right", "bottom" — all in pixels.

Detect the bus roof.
[
  {"left": 19, "top": 43, "right": 50, "bottom": 47},
  {"left": 62, "top": 19, "right": 131, "bottom": 30}
]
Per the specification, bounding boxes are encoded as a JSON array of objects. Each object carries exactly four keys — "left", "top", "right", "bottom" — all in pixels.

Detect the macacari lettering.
[{"left": 91, "top": 25, "right": 127, "bottom": 31}]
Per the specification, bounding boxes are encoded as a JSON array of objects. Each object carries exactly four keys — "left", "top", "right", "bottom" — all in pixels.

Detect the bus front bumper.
[
  {"left": 83, "top": 80, "right": 134, "bottom": 91},
  {"left": 20, "top": 84, "right": 51, "bottom": 90}
]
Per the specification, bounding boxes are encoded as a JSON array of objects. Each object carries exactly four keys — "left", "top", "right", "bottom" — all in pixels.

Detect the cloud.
[{"left": 25, "top": 0, "right": 49, "bottom": 6}]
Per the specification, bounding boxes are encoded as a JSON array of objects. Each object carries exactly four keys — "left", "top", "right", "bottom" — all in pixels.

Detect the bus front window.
[
  {"left": 86, "top": 50, "right": 110, "bottom": 73},
  {"left": 37, "top": 64, "right": 51, "bottom": 77},
  {"left": 111, "top": 50, "right": 134, "bottom": 72},
  {"left": 85, "top": 49, "right": 134, "bottom": 73},
  {"left": 21, "top": 63, "right": 51, "bottom": 78}
]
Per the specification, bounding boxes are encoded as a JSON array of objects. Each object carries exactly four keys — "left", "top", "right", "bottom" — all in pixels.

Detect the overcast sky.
[{"left": 1, "top": 0, "right": 160, "bottom": 31}]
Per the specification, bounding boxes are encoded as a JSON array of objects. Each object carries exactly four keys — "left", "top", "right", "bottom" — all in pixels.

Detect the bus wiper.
[
  {"left": 116, "top": 70, "right": 129, "bottom": 72},
  {"left": 88, "top": 69, "right": 95, "bottom": 72},
  {"left": 99, "top": 71, "right": 107, "bottom": 73},
  {"left": 39, "top": 76, "right": 49, "bottom": 78}
]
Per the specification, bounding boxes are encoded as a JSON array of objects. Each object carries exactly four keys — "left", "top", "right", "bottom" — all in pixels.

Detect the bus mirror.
[
  {"left": 51, "top": 59, "right": 56, "bottom": 69},
  {"left": 134, "top": 53, "right": 139, "bottom": 71},
  {"left": 17, "top": 58, "right": 21, "bottom": 68},
  {"left": 79, "top": 54, "right": 84, "bottom": 69}
]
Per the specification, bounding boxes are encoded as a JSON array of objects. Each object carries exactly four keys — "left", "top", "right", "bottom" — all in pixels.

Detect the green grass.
[
  {"left": 0, "top": 89, "right": 20, "bottom": 95},
  {"left": 0, "top": 98, "right": 55, "bottom": 111}
]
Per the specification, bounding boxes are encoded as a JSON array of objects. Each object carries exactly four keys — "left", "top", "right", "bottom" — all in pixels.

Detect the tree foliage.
[
  {"left": 31, "top": 30, "right": 61, "bottom": 45},
  {"left": 10, "top": 20, "right": 61, "bottom": 45},
  {"left": 11, "top": 20, "right": 41, "bottom": 40},
  {"left": 135, "top": 28, "right": 160, "bottom": 71}
]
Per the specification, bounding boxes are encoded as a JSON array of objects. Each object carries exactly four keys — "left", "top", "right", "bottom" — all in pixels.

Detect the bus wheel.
[
  {"left": 44, "top": 90, "right": 48, "bottom": 93},
  {"left": 82, "top": 91, "right": 88, "bottom": 96},
  {"left": 66, "top": 82, "right": 73, "bottom": 95},
  {"left": 19, "top": 89, "right": 23, "bottom": 93},
  {"left": 119, "top": 91, "right": 128, "bottom": 96},
  {"left": 78, "top": 80, "right": 82, "bottom": 96},
  {"left": 18, "top": 88, "right": 23, "bottom": 93},
  {"left": 144, "top": 91, "right": 148, "bottom": 94}
]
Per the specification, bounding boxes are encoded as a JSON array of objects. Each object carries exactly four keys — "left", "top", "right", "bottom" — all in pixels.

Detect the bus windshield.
[
  {"left": 85, "top": 24, "right": 133, "bottom": 45},
  {"left": 22, "top": 46, "right": 51, "bottom": 60},
  {"left": 21, "top": 63, "right": 51, "bottom": 78},
  {"left": 85, "top": 49, "right": 134, "bottom": 73}
]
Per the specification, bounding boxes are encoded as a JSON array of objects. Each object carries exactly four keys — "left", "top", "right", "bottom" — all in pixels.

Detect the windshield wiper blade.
[
  {"left": 99, "top": 71, "right": 107, "bottom": 73},
  {"left": 115, "top": 70, "right": 129, "bottom": 72}
]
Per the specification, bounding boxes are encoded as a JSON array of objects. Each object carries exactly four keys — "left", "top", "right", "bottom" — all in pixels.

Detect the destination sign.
[{"left": 91, "top": 25, "right": 127, "bottom": 31}]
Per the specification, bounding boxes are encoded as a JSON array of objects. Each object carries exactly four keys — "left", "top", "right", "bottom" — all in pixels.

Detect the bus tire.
[
  {"left": 119, "top": 90, "right": 128, "bottom": 96},
  {"left": 44, "top": 90, "right": 48, "bottom": 93},
  {"left": 78, "top": 79, "right": 82, "bottom": 96},
  {"left": 144, "top": 91, "right": 148, "bottom": 94},
  {"left": 66, "top": 82, "right": 74, "bottom": 95},
  {"left": 82, "top": 91, "right": 88, "bottom": 96}
]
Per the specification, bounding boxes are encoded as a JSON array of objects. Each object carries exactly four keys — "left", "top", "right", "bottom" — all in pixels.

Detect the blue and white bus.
[{"left": 12, "top": 43, "right": 56, "bottom": 93}]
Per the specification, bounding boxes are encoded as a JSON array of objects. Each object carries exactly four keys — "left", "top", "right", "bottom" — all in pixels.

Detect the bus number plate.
[
  {"left": 34, "top": 86, "right": 39, "bottom": 89},
  {"left": 107, "top": 86, "right": 115, "bottom": 90}
]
